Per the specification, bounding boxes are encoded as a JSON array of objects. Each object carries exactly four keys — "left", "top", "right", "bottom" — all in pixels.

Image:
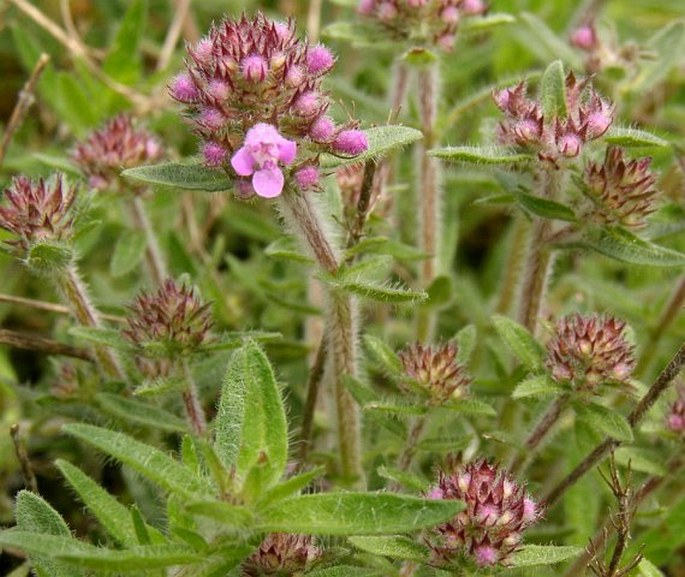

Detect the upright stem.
[
  {"left": 396, "top": 416, "right": 427, "bottom": 473},
  {"left": 279, "top": 192, "right": 362, "bottom": 484},
  {"left": 56, "top": 265, "right": 125, "bottom": 380},
  {"left": 181, "top": 358, "right": 207, "bottom": 436},
  {"left": 519, "top": 167, "right": 563, "bottom": 336},
  {"left": 416, "top": 63, "right": 441, "bottom": 341},
  {"left": 495, "top": 215, "right": 530, "bottom": 315},
  {"left": 128, "top": 195, "right": 168, "bottom": 286},
  {"left": 510, "top": 394, "right": 570, "bottom": 475},
  {"left": 542, "top": 341, "right": 685, "bottom": 509},
  {"left": 298, "top": 333, "right": 328, "bottom": 465}
]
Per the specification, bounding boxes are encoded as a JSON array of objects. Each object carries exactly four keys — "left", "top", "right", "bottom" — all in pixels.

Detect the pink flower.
[
  {"left": 231, "top": 123, "right": 297, "bottom": 198},
  {"left": 333, "top": 129, "right": 369, "bottom": 156}
]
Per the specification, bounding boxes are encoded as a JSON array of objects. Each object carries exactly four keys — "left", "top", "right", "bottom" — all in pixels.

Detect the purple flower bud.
[
  {"left": 570, "top": 24, "right": 598, "bottom": 51},
  {"left": 358, "top": 0, "right": 375, "bottom": 15},
  {"left": 462, "top": 0, "right": 487, "bottom": 15},
  {"left": 333, "top": 129, "right": 368, "bottom": 155},
  {"left": 170, "top": 73, "right": 198, "bottom": 102},
  {"left": 667, "top": 387, "right": 685, "bottom": 435},
  {"left": 557, "top": 132, "right": 583, "bottom": 157},
  {"left": 307, "top": 45, "right": 335, "bottom": 74},
  {"left": 474, "top": 544, "right": 498, "bottom": 567},
  {"left": 294, "top": 166, "right": 320, "bottom": 190},
  {"left": 378, "top": 1, "right": 398, "bottom": 21},
  {"left": 309, "top": 116, "right": 336, "bottom": 142},
  {"left": 241, "top": 54, "right": 268, "bottom": 83},
  {"left": 192, "top": 38, "right": 213, "bottom": 64},
  {"left": 441, "top": 6, "right": 460, "bottom": 24},
  {"left": 285, "top": 65, "right": 305, "bottom": 88},
  {"left": 199, "top": 107, "right": 225, "bottom": 130},
  {"left": 207, "top": 79, "right": 230, "bottom": 101},
  {"left": 292, "top": 91, "right": 320, "bottom": 116},
  {"left": 202, "top": 141, "right": 228, "bottom": 167}
]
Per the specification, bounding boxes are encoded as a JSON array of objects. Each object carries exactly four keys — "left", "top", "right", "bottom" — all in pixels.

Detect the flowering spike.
[
  {"left": 546, "top": 313, "right": 635, "bottom": 391},
  {"left": 428, "top": 460, "right": 539, "bottom": 567},
  {"left": 0, "top": 174, "right": 77, "bottom": 252},
  {"left": 241, "top": 533, "right": 320, "bottom": 576},
  {"left": 71, "top": 114, "right": 163, "bottom": 191}
]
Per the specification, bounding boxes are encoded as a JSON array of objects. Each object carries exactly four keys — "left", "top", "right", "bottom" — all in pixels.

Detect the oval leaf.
[
  {"left": 492, "top": 315, "right": 546, "bottom": 371},
  {"left": 513, "top": 375, "right": 564, "bottom": 399},
  {"left": 349, "top": 536, "right": 430, "bottom": 562},
  {"left": 604, "top": 127, "right": 669, "bottom": 148},
  {"left": 429, "top": 145, "right": 532, "bottom": 165},
  {"left": 541, "top": 60, "right": 567, "bottom": 118},
  {"left": 257, "top": 493, "right": 463, "bottom": 535},
  {"left": 122, "top": 161, "right": 232, "bottom": 192},
  {"left": 574, "top": 402, "right": 633, "bottom": 442},
  {"left": 509, "top": 544, "right": 583, "bottom": 567}
]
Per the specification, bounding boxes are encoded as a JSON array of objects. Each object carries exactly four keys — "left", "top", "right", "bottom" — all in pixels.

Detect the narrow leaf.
[
  {"left": 257, "top": 466, "right": 325, "bottom": 507},
  {"left": 363, "top": 335, "right": 402, "bottom": 374},
  {"left": 214, "top": 340, "right": 288, "bottom": 488},
  {"left": 541, "top": 60, "right": 567, "bottom": 118},
  {"left": 574, "top": 402, "right": 633, "bottom": 442},
  {"left": 429, "top": 145, "right": 532, "bottom": 165},
  {"left": 461, "top": 12, "right": 516, "bottom": 33},
  {"left": 517, "top": 13, "right": 582, "bottom": 69},
  {"left": 110, "top": 230, "right": 146, "bottom": 277},
  {"left": 102, "top": 0, "right": 147, "bottom": 84},
  {"left": 513, "top": 375, "right": 565, "bottom": 399},
  {"left": 441, "top": 399, "right": 497, "bottom": 417},
  {"left": 257, "top": 493, "right": 463, "bottom": 535},
  {"left": 63, "top": 423, "right": 208, "bottom": 497},
  {"left": 122, "top": 161, "right": 232, "bottom": 192},
  {"left": 56, "top": 460, "right": 138, "bottom": 547},
  {"left": 492, "top": 315, "right": 546, "bottom": 371},
  {"left": 453, "top": 324, "right": 477, "bottom": 364},
  {"left": 604, "top": 126, "right": 670, "bottom": 148},
  {"left": 95, "top": 393, "right": 187, "bottom": 432},
  {"left": 321, "top": 126, "right": 423, "bottom": 168},
  {"left": 509, "top": 544, "right": 583, "bottom": 567},
  {"left": 185, "top": 501, "right": 254, "bottom": 529},
  {"left": 349, "top": 536, "right": 430, "bottom": 562},
  {"left": 515, "top": 192, "right": 576, "bottom": 222},
  {"left": 332, "top": 278, "right": 428, "bottom": 303}
]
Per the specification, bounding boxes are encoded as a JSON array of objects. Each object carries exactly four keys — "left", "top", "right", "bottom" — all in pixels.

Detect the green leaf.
[
  {"left": 102, "top": 0, "right": 147, "bottom": 84},
  {"left": 110, "top": 230, "right": 146, "bottom": 277},
  {"left": 198, "top": 330, "right": 282, "bottom": 353},
  {"left": 122, "top": 161, "right": 233, "bottom": 192},
  {"left": 376, "top": 465, "right": 429, "bottom": 492},
  {"left": 513, "top": 375, "right": 564, "bottom": 399},
  {"left": 576, "top": 226, "right": 685, "bottom": 267},
  {"left": 614, "top": 447, "right": 667, "bottom": 476},
  {"left": 441, "top": 399, "right": 497, "bottom": 417},
  {"left": 453, "top": 324, "right": 477, "bottom": 364},
  {"left": 214, "top": 340, "right": 288, "bottom": 490},
  {"left": 329, "top": 278, "right": 428, "bottom": 304},
  {"left": 27, "top": 242, "right": 73, "bottom": 272},
  {"left": 574, "top": 402, "right": 633, "bottom": 442},
  {"left": 56, "top": 460, "right": 138, "bottom": 547},
  {"left": 604, "top": 126, "right": 670, "bottom": 148},
  {"left": 636, "top": 558, "right": 666, "bottom": 577},
  {"left": 321, "top": 126, "right": 423, "bottom": 168},
  {"left": 541, "top": 60, "right": 567, "bottom": 118},
  {"left": 67, "top": 326, "right": 131, "bottom": 351},
  {"left": 629, "top": 20, "right": 685, "bottom": 94},
  {"left": 95, "top": 393, "right": 187, "bottom": 432},
  {"left": 492, "top": 315, "right": 546, "bottom": 371},
  {"left": 632, "top": 496, "right": 685, "bottom": 564},
  {"left": 517, "top": 13, "right": 583, "bottom": 69},
  {"left": 343, "top": 237, "right": 426, "bottom": 262},
  {"left": 508, "top": 544, "right": 583, "bottom": 567},
  {"left": 14, "top": 492, "right": 81, "bottom": 577},
  {"left": 424, "top": 275, "right": 454, "bottom": 308},
  {"left": 184, "top": 501, "right": 254, "bottom": 529},
  {"left": 257, "top": 466, "right": 325, "bottom": 507},
  {"left": 349, "top": 536, "right": 430, "bottom": 562},
  {"left": 429, "top": 145, "right": 532, "bottom": 165},
  {"left": 307, "top": 567, "right": 382, "bottom": 577},
  {"left": 264, "top": 237, "right": 313, "bottom": 264},
  {"left": 363, "top": 335, "right": 403, "bottom": 374},
  {"left": 514, "top": 192, "right": 576, "bottom": 222},
  {"left": 364, "top": 402, "right": 427, "bottom": 416},
  {"left": 257, "top": 493, "right": 463, "bottom": 535},
  {"left": 460, "top": 12, "right": 516, "bottom": 34},
  {"left": 63, "top": 423, "right": 208, "bottom": 497}
]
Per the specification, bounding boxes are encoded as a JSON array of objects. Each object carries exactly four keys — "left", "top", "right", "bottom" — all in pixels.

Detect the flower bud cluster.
[
  {"left": 122, "top": 278, "right": 213, "bottom": 357},
  {"left": 71, "top": 114, "right": 163, "bottom": 191},
  {"left": 666, "top": 387, "right": 685, "bottom": 436},
  {"left": 581, "top": 146, "right": 658, "bottom": 228},
  {"left": 241, "top": 533, "right": 320, "bottom": 576},
  {"left": 546, "top": 313, "right": 635, "bottom": 391},
  {"left": 0, "top": 174, "right": 77, "bottom": 253},
  {"left": 493, "top": 72, "right": 613, "bottom": 162},
  {"left": 399, "top": 342, "right": 470, "bottom": 404},
  {"left": 170, "top": 13, "right": 367, "bottom": 198},
  {"left": 358, "top": 0, "right": 487, "bottom": 52},
  {"left": 428, "top": 460, "right": 539, "bottom": 567}
]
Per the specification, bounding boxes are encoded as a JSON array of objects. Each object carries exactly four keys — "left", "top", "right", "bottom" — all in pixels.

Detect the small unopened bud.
[
  {"left": 333, "top": 129, "right": 368, "bottom": 155},
  {"left": 199, "top": 107, "right": 225, "bottom": 130},
  {"left": 170, "top": 73, "right": 198, "bottom": 102},
  {"left": 441, "top": 6, "right": 460, "bottom": 24},
  {"left": 462, "top": 0, "right": 487, "bottom": 14},
  {"left": 309, "top": 116, "right": 336, "bottom": 142},
  {"left": 307, "top": 45, "right": 335, "bottom": 74},
  {"left": 241, "top": 54, "right": 268, "bottom": 83},
  {"left": 292, "top": 91, "right": 320, "bottom": 116},
  {"left": 666, "top": 387, "right": 685, "bottom": 436},
  {"left": 202, "top": 141, "right": 228, "bottom": 167},
  {"left": 294, "top": 166, "right": 320, "bottom": 190},
  {"left": 570, "top": 24, "right": 598, "bottom": 51},
  {"left": 192, "top": 38, "right": 213, "bottom": 64}
]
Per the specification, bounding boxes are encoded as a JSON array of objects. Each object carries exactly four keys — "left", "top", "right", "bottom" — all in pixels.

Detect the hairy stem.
[
  {"left": 496, "top": 215, "right": 530, "bottom": 315},
  {"left": 298, "top": 334, "right": 328, "bottom": 465},
  {"left": 397, "top": 416, "right": 428, "bottom": 473},
  {"left": 416, "top": 63, "right": 441, "bottom": 341},
  {"left": 279, "top": 192, "right": 362, "bottom": 484},
  {"left": 510, "top": 394, "right": 570, "bottom": 475},
  {"left": 542, "top": 340, "right": 685, "bottom": 509},
  {"left": 10, "top": 424, "right": 38, "bottom": 493},
  {"left": 181, "top": 358, "right": 207, "bottom": 436},
  {"left": 55, "top": 265, "right": 125, "bottom": 380},
  {"left": 519, "top": 167, "right": 562, "bottom": 336},
  {"left": 128, "top": 195, "right": 168, "bottom": 286}
]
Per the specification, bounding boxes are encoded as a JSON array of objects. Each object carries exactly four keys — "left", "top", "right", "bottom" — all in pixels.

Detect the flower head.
[
  {"left": 546, "top": 313, "right": 635, "bottom": 391},
  {"left": 428, "top": 460, "right": 539, "bottom": 567},
  {"left": 666, "top": 387, "right": 685, "bottom": 435},
  {"left": 171, "top": 13, "right": 366, "bottom": 197},
  {"left": 241, "top": 533, "right": 320, "bottom": 576},
  {"left": 493, "top": 72, "right": 613, "bottom": 162},
  {"left": 358, "top": 0, "right": 487, "bottom": 52},
  {"left": 71, "top": 114, "right": 163, "bottom": 191},
  {"left": 231, "top": 124, "right": 297, "bottom": 198},
  {"left": 570, "top": 23, "right": 599, "bottom": 51},
  {"left": 399, "top": 343, "right": 470, "bottom": 404},
  {"left": 582, "top": 146, "right": 658, "bottom": 228},
  {"left": 0, "top": 174, "right": 77, "bottom": 253},
  {"left": 122, "top": 278, "right": 213, "bottom": 356}
]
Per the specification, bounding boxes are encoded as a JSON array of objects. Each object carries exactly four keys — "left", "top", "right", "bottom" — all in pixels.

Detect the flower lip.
[{"left": 230, "top": 123, "right": 297, "bottom": 198}]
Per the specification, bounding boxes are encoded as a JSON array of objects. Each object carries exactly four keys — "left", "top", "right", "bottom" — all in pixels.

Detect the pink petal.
[
  {"left": 277, "top": 138, "right": 297, "bottom": 164},
  {"left": 253, "top": 166, "right": 284, "bottom": 198},
  {"left": 230, "top": 146, "right": 255, "bottom": 176}
]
